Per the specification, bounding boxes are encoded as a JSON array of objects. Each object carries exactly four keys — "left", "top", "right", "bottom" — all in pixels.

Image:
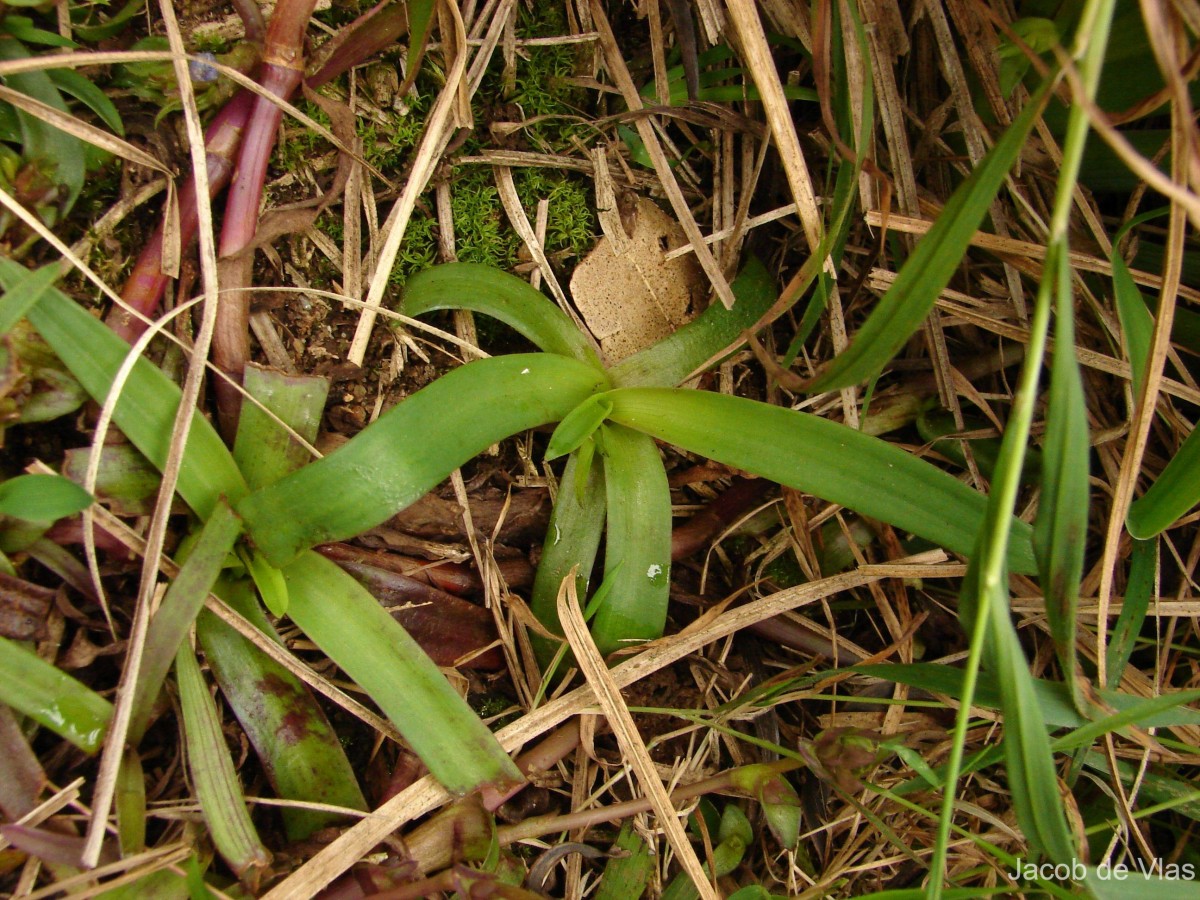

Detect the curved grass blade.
[
  {"left": 1033, "top": 245, "right": 1090, "bottom": 713},
  {"left": 239, "top": 354, "right": 608, "bottom": 566},
  {"left": 530, "top": 448, "right": 607, "bottom": 667},
  {"left": 610, "top": 256, "right": 776, "bottom": 388},
  {"left": 175, "top": 640, "right": 271, "bottom": 879},
  {"left": 197, "top": 577, "right": 367, "bottom": 841},
  {"left": 590, "top": 424, "right": 672, "bottom": 656},
  {"left": 15, "top": 267, "right": 247, "bottom": 517},
  {"left": 401, "top": 263, "right": 606, "bottom": 370},
  {"left": 606, "top": 388, "right": 1036, "bottom": 573},
  {"left": 1111, "top": 248, "right": 1154, "bottom": 401},
  {"left": 283, "top": 550, "right": 523, "bottom": 797},
  {"left": 0, "top": 635, "right": 110, "bottom": 752},
  {"left": 806, "top": 79, "right": 1052, "bottom": 392},
  {"left": 1126, "top": 422, "right": 1200, "bottom": 538}
]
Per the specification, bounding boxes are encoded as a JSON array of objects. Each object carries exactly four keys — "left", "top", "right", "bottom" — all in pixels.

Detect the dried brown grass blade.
[{"left": 556, "top": 571, "right": 717, "bottom": 899}]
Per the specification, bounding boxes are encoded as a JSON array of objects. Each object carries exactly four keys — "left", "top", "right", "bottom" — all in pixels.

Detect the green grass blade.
[
  {"left": 128, "top": 500, "right": 243, "bottom": 743},
  {"left": 545, "top": 394, "right": 612, "bottom": 461},
  {"left": 610, "top": 257, "right": 777, "bottom": 387},
  {"left": 283, "top": 550, "right": 523, "bottom": 797},
  {"left": 1083, "top": 870, "right": 1200, "bottom": 898},
  {"left": 401, "top": 262, "right": 606, "bottom": 369},
  {"left": 1033, "top": 246, "right": 1090, "bottom": 712},
  {"left": 1106, "top": 538, "right": 1154, "bottom": 689},
  {"left": 197, "top": 578, "right": 367, "bottom": 841},
  {"left": 1126, "top": 422, "right": 1200, "bottom": 538},
  {"left": 530, "top": 448, "right": 607, "bottom": 665},
  {"left": 1111, "top": 249, "right": 1154, "bottom": 400},
  {"left": 175, "top": 640, "right": 271, "bottom": 878},
  {"left": 606, "top": 387, "right": 1036, "bottom": 573},
  {"left": 591, "top": 423, "right": 671, "bottom": 656},
  {"left": 12, "top": 263, "right": 247, "bottom": 517},
  {"left": 806, "top": 79, "right": 1051, "bottom": 392},
  {"left": 0, "top": 635, "right": 111, "bottom": 752},
  {"left": 239, "top": 354, "right": 607, "bottom": 566}
]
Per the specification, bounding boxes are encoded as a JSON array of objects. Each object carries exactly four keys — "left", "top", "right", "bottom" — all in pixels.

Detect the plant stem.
[{"left": 110, "top": 91, "right": 253, "bottom": 342}]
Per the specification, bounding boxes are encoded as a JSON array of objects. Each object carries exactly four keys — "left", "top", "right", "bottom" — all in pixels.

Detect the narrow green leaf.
[
  {"left": 197, "top": 577, "right": 367, "bottom": 841},
  {"left": 1106, "top": 538, "right": 1154, "bottom": 689},
  {"left": 1033, "top": 246, "right": 1090, "bottom": 712},
  {"left": 46, "top": 68, "right": 124, "bottom": 136},
  {"left": 11, "top": 263, "right": 248, "bottom": 518},
  {"left": 0, "top": 473, "right": 91, "bottom": 522},
  {"left": 402, "top": 263, "right": 606, "bottom": 369},
  {"left": 116, "top": 746, "right": 146, "bottom": 854},
  {"left": 0, "top": 263, "right": 60, "bottom": 336},
  {"left": 1126, "top": 420, "right": 1200, "bottom": 538},
  {"left": 0, "top": 635, "right": 111, "bottom": 752},
  {"left": 545, "top": 393, "right": 612, "bottom": 461},
  {"left": 175, "top": 641, "right": 271, "bottom": 878},
  {"left": 854, "top": 664, "right": 1200, "bottom": 731},
  {"left": 129, "top": 500, "right": 243, "bottom": 743},
  {"left": 591, "top": 423, "right": 671, "bottom": 656},
  {"left": 610, "top": 256, "right": 777, "bottom": 388},
  {"left": 530, "top": 448, "right": 607, "bottom": 665},
  {"left": 239, "top": 548, "right": 288, "bottom": 617},
  {"left": 1111, "top": 249, "right": 1154, "bottom": 401},
  {"left": 239, "top": 354, "right": 607, "bottom": 566},
  {"left": 284, "top": 551, "right": 523, "bottom": 797},
  {"left": 988, "top": 590, "right": 1078, "bottom": 863},
  {"left": 403, "top": 0, "right": 435, "bottom": 90},
  {"left": 606, "top": 387, "right": 1037, "bottom": 573},
  {"left": 807, "top": 80, "right": 1051, "bottom": 391},
  {"left": 594, "top": 821, "right": 653, "bottom": 900}
]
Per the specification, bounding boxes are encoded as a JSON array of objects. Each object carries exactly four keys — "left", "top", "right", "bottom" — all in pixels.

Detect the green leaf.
[
  {"left": 1033, "top": 246, "right": 1090, "bottom": 712},
  {"left": 128, "top": 500, "right": 243, "bottom": 743},
  {"left": 46, "top": 68, "right": 123, "bottom": 136},
  {"left": 239, "top": 547, "right": 288, "bottom": 616},
  {"left": 12, "top": 261, "right": 247, "bottom": 518},
  {"left": 283, "top": 550, "right": 523, "bottom": 797},
  {"left": 606, "top": 387, "right": 1037, "bottom": 573},
  {"left": 610, "top": 256, "right": 777, "bottom": 388},
  {"left": 0, "top": 634, "right": 111, "bottom": 752},
  {"left": 1082, "top": 869, "right": 1200, "bottom": 898},
  {"left": 175, "top": 641, "right": 271, "bottom": 878},
  {"left": 1106, "top": 538, "right": 1153, "bottom": 689},
  {"left": 232, "top": 366, "right": 329, "bottom": 490},
  {"left": 590, "top": 423, "right": 672, "bottom": 656},
  {"left": 1111, "top": 247, "right": 1154, "bottom": 401},
  {"left": 0, "top": 262, "right": 59, "bottom": 335},
  {"left": 197, "top": 577, "right": 367, "bottom": 841},
  {"left": 239, "top": 354, "right": 607, "bottom": 566},
  {"left": 546, "top": 393, "right": 612, "bottom": 461},
  {"left": 404, "top": 0, "right": 435, "bottom": 89},
  {"left": 594, "top": 821, "right": 653, "bottom": 900},
  {"left": 807, "top": 79, "right": 1051, "bottom": 391},
  {"left": 853, "top": 664, "right": 1200, "bottom": 731},
  {"left": 0, "top": 473, "right": 91, "bottom": 521},
  {"left": 401, "top": 263, "right": 605, "bottom": 369},
  {"left": 530, "top": 448, "right": 607, "bottom": 665},
  {"left": 0, "top": 37, "right": 85, "bottom": 221},
  {"left": 1126, "top": 419, "right": 1200, "bottom": 539}
]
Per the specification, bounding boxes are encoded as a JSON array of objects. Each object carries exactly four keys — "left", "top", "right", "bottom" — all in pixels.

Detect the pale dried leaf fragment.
[{"left": 570, "top": 197, "right": 703, "bottom": 363}]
